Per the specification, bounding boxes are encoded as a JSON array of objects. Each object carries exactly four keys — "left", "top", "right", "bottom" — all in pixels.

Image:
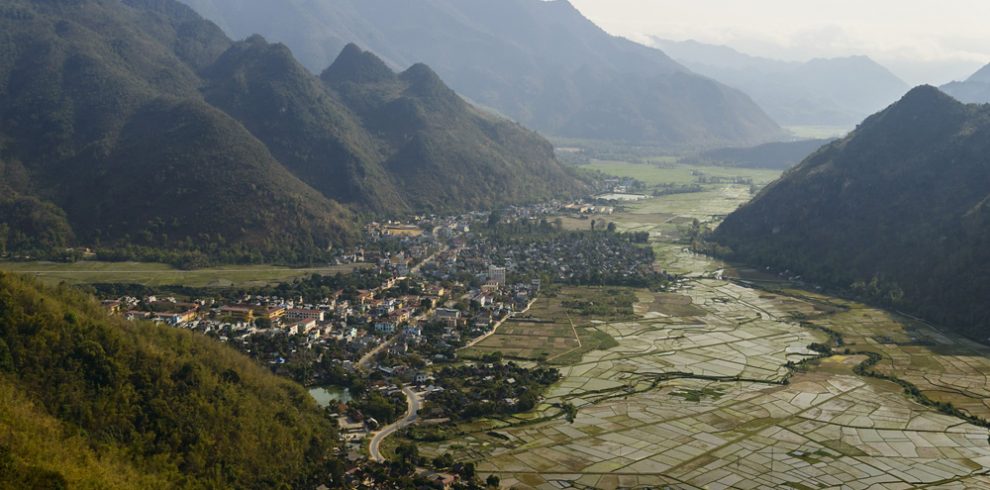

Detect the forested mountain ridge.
[
  {"left": 0, "top": 0, "right": 582, "bottom": 262},
  {"left": 0, "top": 272, "right": 340, "bottom": 488},
  {"left": 0, "top": 0, "right": 355, "bottom": 262},
  {"left": 203, "top": 36, "right": 582, "bottom": 214},
  {"left": 320, "top": 44, "right": 579, "bottom": 211},
  {"left": 200, "top": 35, "right": 404, "bottom": 212},
  {"left": 714, "top": 86, "right": 990, "bottom": 340},
  {"left": 179, "top": 0, "right": 785, "bottom": 147}
]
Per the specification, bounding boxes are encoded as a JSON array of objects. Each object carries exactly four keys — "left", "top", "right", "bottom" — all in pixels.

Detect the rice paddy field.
[
  {"left": 409, "top": 162, "right": 990, "bottom": 489},
  {"left": 462, "top": 288, "right": 628, "bottom": 363}
]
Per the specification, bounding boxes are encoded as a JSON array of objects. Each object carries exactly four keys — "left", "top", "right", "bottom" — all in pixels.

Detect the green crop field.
[{"left": 0, "top": 261, "right": 369, "bottom": 287}]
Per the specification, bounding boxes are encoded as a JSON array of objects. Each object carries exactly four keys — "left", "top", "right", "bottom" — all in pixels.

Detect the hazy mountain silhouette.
[
  {"left": 653, "top": 38, "right": 909, "bottom": 127},
  {"left": 941, "top": 63, "right": 990, "bottom": 103},
  {"left": 180, "top": 0, "right": 785, "bottom": 147}
]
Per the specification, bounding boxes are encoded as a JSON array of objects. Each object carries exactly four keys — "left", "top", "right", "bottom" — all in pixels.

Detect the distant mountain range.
[
  {"left": 180, "top": 0, "right": 785, "bottom": 148},
  {"left": 0, "top": 0, "right": 580, "bottom": 261},
  {"left": 714, "top": 86, "right": 990, "bottom": 340},
  {"left": 652, "top": 39, "right": 909, "bottom": 127},
  {"left": 941, "top": 63, "right": 990, "bottom": 104}
]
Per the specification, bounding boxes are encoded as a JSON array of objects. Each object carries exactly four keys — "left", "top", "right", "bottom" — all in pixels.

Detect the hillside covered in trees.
[
  {"left": 0, "top": 272, "right": 341, "bottom": 488},
  {"left": 714, "top": 86, "right": 990, "bottom": 340},
  {"left": 0, "top": 0, "right": 581, "bottom": 263},
  {"left": 181, "top": 0, "right": 785, "bottom": 148}
]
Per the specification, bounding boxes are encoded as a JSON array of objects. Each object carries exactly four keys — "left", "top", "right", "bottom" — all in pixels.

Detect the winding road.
[{"left": 368, "top": 386, "right": 420, "bottom": 462}]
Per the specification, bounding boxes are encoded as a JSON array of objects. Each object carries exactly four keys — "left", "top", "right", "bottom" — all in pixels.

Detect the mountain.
[
  {"left": 319, "top": 44, "right": 579, "bottom": 211},
  {"left": 713, "top": 86, "right": 990, "bottom": 340},
  {"left": 653, "top": 39, "right": 909, "bottom": 127},
  {"left": 0, "top": 0, "right": 354, "bottom": 261},
  {"left": 941, "top": 63, "right": 990, "bottom": 104},
  {"left": 0, "top": 273, "right": 339, "bottom": 487},
  {"left": 690, "top": 139, "right": 835, "bottom": 170},
  {"left": 201, "top": 37, "right": 580, "bottom": 214},
  {"left": 179, "top": 0, "right": 784, "bottom": 148},
  {"left": 0, "top": 0, "right": 580, "bottom": 262}
]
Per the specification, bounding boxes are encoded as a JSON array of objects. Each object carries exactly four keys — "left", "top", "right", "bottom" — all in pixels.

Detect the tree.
[
  {"left": 0, "top": 339, "right": 13, "bottom": 372},
  {"left": 562, "top": 402, "right": 578, "bottom": 423},
  {"left": 606, "top": 222, "right": 617, "bottom": 233},
  {"left": 394, "top": 442, "right": 419, "bottom": 466},
  {"left": 481, "top": 351, "right": 503, "bottom": 364},
  {"left": 486, "top": 474, "right": 501, "bottom": 488},
  {"left": 487, "top": 211, "right": 503, "bottom": 228},
  {"left": 0, "top": 445, "right": 14, "bottom": 480},
  {"left": 455, "top": 462, "right": 476, "bottom": 480},
  {"left": 0, "top": 223, "right": 8, "bottom": 255},
  {"left": 432, "top": 453, "right": 455, "bottom": 469}
]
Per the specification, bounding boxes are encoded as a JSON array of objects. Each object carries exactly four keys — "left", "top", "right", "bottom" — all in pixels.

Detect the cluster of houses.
[
  {"left": 101, "top": 221, "right": 540, "bottom": 371},
  {"left": 421, "top": 227, "right": 652, "bottom": 286},
  {"left": 561, "top": 202, "right": 615, "bottom": 215},
  {"left": 101, "top": 200, "right": 655, "bottom": 378}
]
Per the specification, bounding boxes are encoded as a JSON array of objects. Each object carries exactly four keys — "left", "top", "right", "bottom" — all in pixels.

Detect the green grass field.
[{"left": 0, "top": 261, "right": 369, "bottom": 287}]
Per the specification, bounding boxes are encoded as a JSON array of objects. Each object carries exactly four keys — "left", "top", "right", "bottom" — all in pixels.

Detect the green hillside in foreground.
[
  {"left": 715, "top": 86, "right": 990, "bottom": 340},
  {"left": 0, "top": 0, "right": 582, "bottom": 263},
  {"left": 0, "top": 272, "right": 339, "bottom": 488}
]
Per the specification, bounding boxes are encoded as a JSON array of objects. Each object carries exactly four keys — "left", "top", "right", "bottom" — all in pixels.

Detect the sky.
[{"left": 569, "top": 0, "right": 990, "bottom": 86}]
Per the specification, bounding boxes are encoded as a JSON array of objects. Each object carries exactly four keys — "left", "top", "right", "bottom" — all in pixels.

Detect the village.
[{"left": 94, "top": 198, "right": 666, "bottom": 475}]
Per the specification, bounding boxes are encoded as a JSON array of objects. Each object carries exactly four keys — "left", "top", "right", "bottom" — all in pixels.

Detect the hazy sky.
[{"left": 570, "top": 0, "right": 990, "bottom": 85}]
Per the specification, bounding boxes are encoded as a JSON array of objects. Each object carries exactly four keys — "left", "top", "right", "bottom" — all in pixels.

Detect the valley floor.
[
  {"left": 407, "top": 180, "right": 990, "bottom": 489},
  {"left": 0, "top": 261, "right": 369, "bottom": 287}
]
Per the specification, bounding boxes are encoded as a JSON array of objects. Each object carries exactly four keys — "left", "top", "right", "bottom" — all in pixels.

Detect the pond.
[{"left": 308, "top": 386, "right": 353, "bottom": 407}]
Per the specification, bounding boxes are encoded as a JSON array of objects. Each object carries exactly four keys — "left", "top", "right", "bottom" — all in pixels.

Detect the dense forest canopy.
[
  {"left": 0, "top": 272, "right": 340, "bottom": 488},
  {"left": 715, "top": 86, "right": 990, "bottom": 341}
]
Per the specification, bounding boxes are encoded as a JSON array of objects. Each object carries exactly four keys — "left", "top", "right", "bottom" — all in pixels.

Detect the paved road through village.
[{"left": 368, "top": 386, "right": 420, "bottom": 462}]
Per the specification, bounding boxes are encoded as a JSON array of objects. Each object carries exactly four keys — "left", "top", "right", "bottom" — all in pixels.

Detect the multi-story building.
[
  {"left": 286, "top": 308, "right": 325, "bottom": 322},
  {"left": 488, "top": 265, "right": 507, "bottom": 285}
]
